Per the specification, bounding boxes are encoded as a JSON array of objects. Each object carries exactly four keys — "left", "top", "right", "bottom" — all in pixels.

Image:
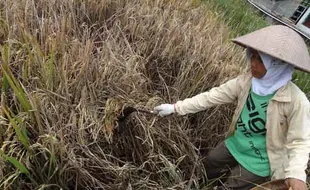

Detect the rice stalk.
[
  {"left": 0, "top": 149, "right": 29, "bottom": 175},
  {"left": 0, "top": 0, "right": 247, "bottom": 189},
  {"left": 1, "top": 45, "right": 32, "bottom": 112},
  {"left": 1, "top": 106, "right": 30, "bottom": 151}
]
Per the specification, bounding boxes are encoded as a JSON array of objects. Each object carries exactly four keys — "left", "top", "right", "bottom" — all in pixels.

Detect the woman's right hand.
[{"left": 154, "top": 104, "right": 175, "bottom": 117}]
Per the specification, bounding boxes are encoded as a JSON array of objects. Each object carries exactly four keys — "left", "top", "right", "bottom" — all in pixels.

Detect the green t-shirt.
[{"left": 225, "top": 89, "right": 275, "bottom": 177}]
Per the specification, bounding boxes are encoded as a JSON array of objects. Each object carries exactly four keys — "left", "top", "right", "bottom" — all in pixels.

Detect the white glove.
[{"left": 154, "top": 104, "right": 175, "bottom": 117}]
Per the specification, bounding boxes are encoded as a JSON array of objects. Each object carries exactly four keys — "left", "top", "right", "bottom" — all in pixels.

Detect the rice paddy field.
[{"left": 0, "top": 0, "right": 308, "bottom": 189}]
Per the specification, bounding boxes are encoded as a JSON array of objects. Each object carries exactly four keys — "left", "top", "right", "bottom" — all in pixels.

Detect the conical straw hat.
[{"left": 232, "top": 25, "right": 310, "bottom": 73}]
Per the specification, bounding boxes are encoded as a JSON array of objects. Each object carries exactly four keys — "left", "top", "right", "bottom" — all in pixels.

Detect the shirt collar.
[{"left": 271, "top": 82, "right": 292, "bottom": 102}]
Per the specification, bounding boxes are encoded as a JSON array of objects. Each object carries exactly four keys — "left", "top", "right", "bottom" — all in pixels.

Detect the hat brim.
[{"left": 232, "top": 38, "right": 310, "bottom": 74}]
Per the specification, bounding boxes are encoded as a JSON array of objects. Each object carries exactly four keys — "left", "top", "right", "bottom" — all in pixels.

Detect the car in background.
[{"left": 248, "top": 0, "right": 310, "bottom": 39}]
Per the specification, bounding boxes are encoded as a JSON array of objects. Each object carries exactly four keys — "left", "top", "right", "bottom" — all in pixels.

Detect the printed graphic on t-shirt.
[
  {"left": 238, "top": 93, "right": 267, "bottom": 135},
  {"left": 236, "top": 93, "right": 268, "bottom": 161}
]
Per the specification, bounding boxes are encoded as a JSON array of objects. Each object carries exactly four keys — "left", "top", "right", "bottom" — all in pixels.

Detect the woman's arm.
[
  {"left": 285, "top": 97, "right": 310, "bottom": 183},
  {"left": 175, "top": 77, "right": 239, "bottom": 115}
]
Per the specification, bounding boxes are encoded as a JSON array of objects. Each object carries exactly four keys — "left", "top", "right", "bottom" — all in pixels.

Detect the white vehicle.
[{"left": 248, "top": 0, "right": 310, "bottom": 39}]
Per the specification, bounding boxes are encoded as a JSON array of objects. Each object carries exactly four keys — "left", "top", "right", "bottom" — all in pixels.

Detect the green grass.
[
  {"left": 203, "top": 0, "right": 310, "bottom": 96},
  {"left": 203, "top": 0, "right": 268, "bottom": 37}
]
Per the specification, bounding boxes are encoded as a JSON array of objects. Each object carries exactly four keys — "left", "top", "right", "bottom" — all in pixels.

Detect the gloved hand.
[{"left": 154, "top": 104, "right": 175, "bottom": 117}]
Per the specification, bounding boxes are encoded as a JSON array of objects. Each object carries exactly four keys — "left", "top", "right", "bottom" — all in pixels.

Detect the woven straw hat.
[{"left": 232, "top": 25, "right": 310, "bottom": 73}]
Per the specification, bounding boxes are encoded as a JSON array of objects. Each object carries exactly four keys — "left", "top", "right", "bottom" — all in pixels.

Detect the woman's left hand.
[{"left": 285, "top": 178, "right": 307, "bottom": 190}]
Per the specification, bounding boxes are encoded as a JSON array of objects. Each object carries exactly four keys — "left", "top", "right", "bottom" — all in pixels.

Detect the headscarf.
[{"left": 247, "top": 48, "right": 294, "bottom": 96}]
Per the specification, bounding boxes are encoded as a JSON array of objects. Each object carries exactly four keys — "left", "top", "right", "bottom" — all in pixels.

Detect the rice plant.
[{"left": 0, "top": 0, "right": 250, "bottom": 189}]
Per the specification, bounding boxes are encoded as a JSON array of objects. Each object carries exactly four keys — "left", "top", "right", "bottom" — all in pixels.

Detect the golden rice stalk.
[{"left": 103, "top": 98, "right": 123, "bottom": 142}]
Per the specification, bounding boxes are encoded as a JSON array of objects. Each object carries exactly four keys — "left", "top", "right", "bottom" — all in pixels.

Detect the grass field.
[
  {"left": 203, "top": 0, "right": 268, "bottom": 36},
  {"left": 0, "top": 0, "right": 245, "bottom": 189}
]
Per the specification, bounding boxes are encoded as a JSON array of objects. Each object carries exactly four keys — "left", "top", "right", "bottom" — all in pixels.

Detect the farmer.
[{"left": 154, "top": 25, "right": 310, "bottom": 190}]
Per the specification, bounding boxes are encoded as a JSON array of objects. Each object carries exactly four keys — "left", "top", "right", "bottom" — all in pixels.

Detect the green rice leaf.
[{"left": 0, "top": 150, "right": 29, "bottom": 175}]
